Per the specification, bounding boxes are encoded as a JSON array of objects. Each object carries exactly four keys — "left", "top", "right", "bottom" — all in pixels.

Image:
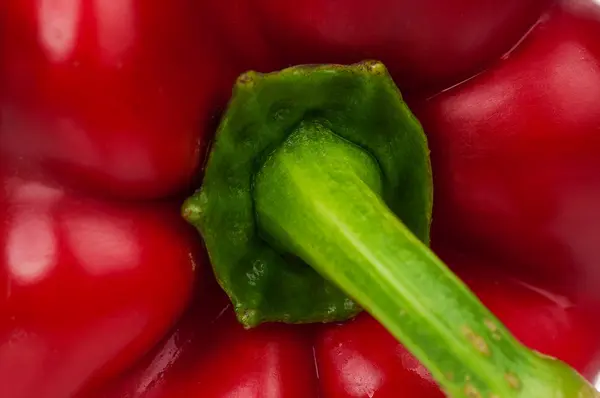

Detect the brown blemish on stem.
[
  {"left": 484, "top": 319, "right": 498, "bottom": 332},
  {"left": 504, "top": 373, "right": 521, "bottom": 390},
  {"left": 464, "top": 383, "right": 482, "bottom": 398},
  {"left": 484, "top": 319, "right": 502, "bottom": 341},
  {"left": 462, "top": 326, "right": 491, "bottom": 356}
]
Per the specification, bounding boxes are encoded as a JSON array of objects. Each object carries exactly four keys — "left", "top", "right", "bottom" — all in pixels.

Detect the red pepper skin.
[
  {"left": 0, "top": 0, "right": 234, "bottom": 199},
  {"left": 232, "top": 0, "right": 551, "bottom": 93},
  {"left": 0, "top": 1, "right": 228, "bottom": 390},
  {"left": 90, "top": 248, "right": 600, "bottom": 398},
  {"left": 87, "top": 276, "right": 319, "bottom": 398},
  {"left": 3, "top": 1, "right": 600, "bottom": 397},
  {"left": 0, "top": 160, "right": 199, "bottom": 398},
  {"left": 413, "top": 3, "right": 600, "bottom": 301}
]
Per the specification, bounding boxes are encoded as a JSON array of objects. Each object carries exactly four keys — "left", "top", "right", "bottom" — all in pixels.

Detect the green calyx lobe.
[
  {"left": 184, "top": 61, "right": 432, "bottom": 327},
  {"left": 184, "top": 61, "right": 598, "bottom": 397}
]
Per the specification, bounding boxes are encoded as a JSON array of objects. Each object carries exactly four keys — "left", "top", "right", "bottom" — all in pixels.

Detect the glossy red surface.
[
  {"left": 0, "top": 161, "right": 198, "bottom": 397},
  {"left": 316, "top": 314, "right": 442, "bottom": 398},
  {"left": 245, "top": 0, "right": 551, "bottom": 93},
  {"left": 89, "top": 277, "right": 319, "bottom": 398},
  {"left": 2, "top": 0, "right": 600, "bottom": 397},
  {"left": 0, "top": 0, "right": 235, "bottom": 199},
  {"left": 414, "top": 4, "right": 600, "bottom": 300},
  {"left": 93, "top": 249, "right": 600, "bottom": 398}
]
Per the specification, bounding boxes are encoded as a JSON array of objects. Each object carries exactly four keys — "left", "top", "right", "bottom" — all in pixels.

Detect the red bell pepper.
[
  {"left": 0, "top": 1, "right": 233, "bottom": 396},
  {"left": 2, "top": 0, "right": 600, "bottom": 397}
]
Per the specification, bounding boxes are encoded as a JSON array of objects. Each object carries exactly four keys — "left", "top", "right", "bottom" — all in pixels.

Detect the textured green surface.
[{"left": 183, "top": 61, "right": 432, "bottom": 327}]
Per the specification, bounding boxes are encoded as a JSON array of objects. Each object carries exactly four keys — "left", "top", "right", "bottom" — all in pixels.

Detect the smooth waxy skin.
[
  {"left": 0, "top": 0, "right": 545, "bottom": 195},
  {"left": 0, "top": 0, "right": 234, "bottom": 198},
  {"left": 87, "top": 276, "right": 320, "bottom": 398},
  {"left": 216, "top": 0, "right": 551, "bottom": 93},
  {"left": 3, "top": 0, "right": 600, "bottom": 397},
  {"left": 0, "top": 1, "right": 227, "bottom": 396},
  {"left": 414, "top": 3, "right": 600, "bottom": 301},
  {"left": 0, "top": 160, "right": 198, "bottom": 397}
]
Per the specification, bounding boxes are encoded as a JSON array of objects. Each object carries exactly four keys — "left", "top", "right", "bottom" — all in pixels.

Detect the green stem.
[{"left": 254, "top": 122, "right": 596, "bottom": 398}]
